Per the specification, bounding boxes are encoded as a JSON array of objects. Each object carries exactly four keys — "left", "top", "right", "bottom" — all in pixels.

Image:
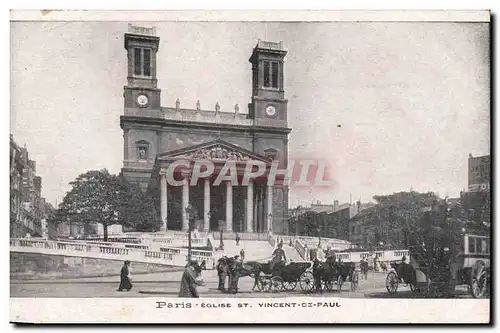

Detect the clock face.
[
  {"left": 136, "top": 94, "right": 149, "bottom": 107},
  {"left": 265, "top": 105, "right": 277, "bottom": 117}
]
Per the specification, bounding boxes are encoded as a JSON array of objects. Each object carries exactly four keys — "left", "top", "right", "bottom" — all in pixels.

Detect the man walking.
[
  {"left": 117, "top": 260, "right": 132, "bottom": 292},
  {"left": 179, "top": 260, "right": 204, "bottom": 298}
]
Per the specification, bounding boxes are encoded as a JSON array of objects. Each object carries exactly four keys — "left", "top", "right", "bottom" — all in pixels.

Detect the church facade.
[{"left": 120, "top": 25, "right": 291, "bottom": 235}]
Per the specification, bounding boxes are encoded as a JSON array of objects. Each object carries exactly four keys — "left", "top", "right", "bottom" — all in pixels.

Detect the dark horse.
[
  {"left": 216, "top": 256, "right": 261, "bottom": 294},
  {"left": 312, "top": 259, "right": 356, "bottom": 293},
  {"left": 216, "top": 256, "right": 239, "bottom": 293},
  {"left": 390, "top": 261, "right": 417, "bottom": 286},
  {"left": 217, "top": 258, "right": 289, "bottom": 292}
]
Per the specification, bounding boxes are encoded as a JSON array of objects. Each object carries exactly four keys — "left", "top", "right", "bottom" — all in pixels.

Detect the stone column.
[
  {"left": 160, "top": 171, "right": 168, "bottom": 231},
  {"left": 267, "top": 185, "right": 273, "bottom": 232},
  {"left": 225, "top": 181, "right": 233, "bottom": 232},
  {"left": 182, "top": 177, "right": 189, "bottom": 231},
  {"left": 259, "top": 187, "right": 266, "bottom": 232},
  {"left": 203, "top": 178, "right": 210, "bottom": 231},
  {"left": 246, "top": 180, "right": 254, "bottom": 233},
  {"left": 253, "top": 189, "right": 258, "bottom": 233}
]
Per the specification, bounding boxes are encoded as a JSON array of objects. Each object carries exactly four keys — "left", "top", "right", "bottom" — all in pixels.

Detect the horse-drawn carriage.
[
  {"left": 256, "top": 261, "right": 316, "bottom": 293},
  {"left": 216, "top": 256, "right": 316, "bottom": 293},
  {"left": 385, "top": 234, "right": 490, "bottom": 298},
  {"left": 313, "top": 259, "right": 359, "bottom": 292}
]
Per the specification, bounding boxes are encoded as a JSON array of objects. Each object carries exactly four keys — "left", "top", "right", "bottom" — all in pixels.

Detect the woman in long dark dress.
[{"left": 117, "top": 260, "right": 132, "bottom": 292}]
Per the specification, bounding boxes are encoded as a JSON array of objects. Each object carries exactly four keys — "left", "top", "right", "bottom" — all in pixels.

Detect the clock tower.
[
  {"left": 123, "top": 24, "right": 161, "bottom": 114},
  {"left": 248, "top": 40, "right": 288, "bottom": 127}
]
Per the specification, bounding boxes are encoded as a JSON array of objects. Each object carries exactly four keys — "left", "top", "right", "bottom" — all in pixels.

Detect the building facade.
[
  {"left": 461, "top": 153, "right": 491, "bottom": 227},
  {"left": 10, "top": 135, "right": 50, "bottom": 238},
  {"left": 120, "top": 25, "right": 291, "bottom": 234}
]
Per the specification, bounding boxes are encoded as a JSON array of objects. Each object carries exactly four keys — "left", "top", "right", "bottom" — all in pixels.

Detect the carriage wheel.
[
  {"left": 282, "top": 280, "right": 297, "bottom": 292},
  {"left": 337, "top": 275, "right": 344, "bottom": 292},
  {"left": 299, "top": 271, "right": 315, "bottom": 293},
  {"left": 350, "top": 272, "right": 359, "bottom": 292},
  {"left": 258, "top": 277, "right": 271, "bottom": 292},
  {"left": 385, "top": 271, "right": 399, "bottom": 295},
  {"left": 471, "top": 267, "right": 488, "bottom": 299},
  {"left": 270, "top": 276, "right": 283, "bottom": 293}
]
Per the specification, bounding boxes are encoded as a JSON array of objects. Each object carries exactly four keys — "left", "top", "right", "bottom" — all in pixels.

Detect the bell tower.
[
  {"left": 248, "top": 40, "right": 288, "bottom": 126},
  {"left": 123, "top": 24, "right": 161, "bottom": 112}
]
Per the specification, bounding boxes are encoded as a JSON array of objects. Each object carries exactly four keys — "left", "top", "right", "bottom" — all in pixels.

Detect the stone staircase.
[{"left": 214, "top": 236, "right": 304, "bottom": 263}]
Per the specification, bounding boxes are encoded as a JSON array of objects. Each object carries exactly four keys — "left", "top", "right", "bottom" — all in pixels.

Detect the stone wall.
[{"left": 10, "top": 253, "right": 180, "bottom": 280}]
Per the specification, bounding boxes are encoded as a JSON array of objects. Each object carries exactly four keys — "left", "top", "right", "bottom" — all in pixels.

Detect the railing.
[
  {"left": 257, "top": 40, "right": 284, "bottom": 50},
  {"left": 162, "top": 108, "right": 254, "bottom": 127},
  {"left": 10, "top": 238, "right": 216, "bottom": 269},
  {"left": 268, "top": 233, "right": 276, "bottom": 247},
  {"left": 128, "top": 24, "right": 156, "bottom": 36},
  {"left": 294, "top": 239, "right": 306, "bottom": 260}
]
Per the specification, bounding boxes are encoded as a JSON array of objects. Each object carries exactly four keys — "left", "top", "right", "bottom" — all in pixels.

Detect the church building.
[{"left": 120, "top": 25, "right": 291, "bottom": 235}]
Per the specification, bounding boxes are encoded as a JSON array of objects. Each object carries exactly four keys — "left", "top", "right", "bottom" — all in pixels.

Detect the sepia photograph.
[{"left": 8, "top": 9, "right": 491, "bottom": 323}]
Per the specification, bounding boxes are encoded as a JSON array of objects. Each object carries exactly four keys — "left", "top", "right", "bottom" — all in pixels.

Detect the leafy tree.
[
  {"left": 118, "top": 180, "right": 161, "bottom": 232},
  {"left": 368, "top": 191, "right": 440, "bottom": 249},
  {"left": 53, "top": 169, "right": 160, "bottom": 241}
]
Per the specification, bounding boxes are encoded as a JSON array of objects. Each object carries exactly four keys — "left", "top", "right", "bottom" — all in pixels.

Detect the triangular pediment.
[{"left": 157, "top": 139, "right": 272, "bottom": 163}]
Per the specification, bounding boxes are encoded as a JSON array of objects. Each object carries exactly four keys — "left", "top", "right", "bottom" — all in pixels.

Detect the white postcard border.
[
  {"left": 9, "top": 9, "right": 490, "bottom": 22},
  {"left": 10, "top": 298, "right": 490, "bottom": 324}
]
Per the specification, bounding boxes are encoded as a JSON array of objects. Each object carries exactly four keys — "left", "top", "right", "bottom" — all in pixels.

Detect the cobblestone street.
[{"left": 13, "top": 270, "right": 467, "bottom": 299}]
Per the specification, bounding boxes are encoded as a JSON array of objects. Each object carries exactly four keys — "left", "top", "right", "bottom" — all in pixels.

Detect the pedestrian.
[
  {"left": 240, "top": 248, "right": 245, "bottom": 262},
  {"left": 235, "top": 233, "right": 240, "bottom": 246},
  {"left": 179, "top": 260, "right": 204, "bottom": 298},
  {"left": 117, "top": 260, "right": 132, "bottom": 292},
  {"left": 360, "top": 258, "right": 368, "bottom": 280}
]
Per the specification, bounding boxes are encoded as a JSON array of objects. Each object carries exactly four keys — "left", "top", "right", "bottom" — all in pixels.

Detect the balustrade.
[
  {"left": 268, "top": 233, "right": 276, "bottom": 247},
  {"left": 294, "top": 239, "right": 306, "bottom": 259}
]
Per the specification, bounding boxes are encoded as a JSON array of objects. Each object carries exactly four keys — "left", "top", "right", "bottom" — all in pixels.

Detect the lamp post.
[
  {"left": 219, "top": 220, "right": 224, "bottom": 250},
  {"left": 185, "top": 204, "right": 197, "bottom": 262},
  {"left": 317, "top": 226, "right": 322, "bottom": 248}
]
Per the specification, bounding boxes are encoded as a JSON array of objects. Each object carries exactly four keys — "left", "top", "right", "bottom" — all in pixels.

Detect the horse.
[
  {"left": 216, "top": 256, "right": 235, "bottom": 292},
  {"left": 217, "top": 257, "right": 288, "bottom": 292},
  {"left": 390, "top": 261, "right": 416, "bottom": 286},
  {"left": 380, "top": 261, "right": 388, "bottom": 272},
  {"left": 312, "top": 259, "right": 356, "bottom": 293},
  {"left": 360, "top": 260, "right": 369, "bottom": 279},
  {"left": 216, "top": 256, "right": 263, "bottom": 293}
]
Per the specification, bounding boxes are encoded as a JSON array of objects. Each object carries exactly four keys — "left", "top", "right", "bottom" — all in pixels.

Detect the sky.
[{"left": 10, "top": 21, "right": 490, "bottom": 208}]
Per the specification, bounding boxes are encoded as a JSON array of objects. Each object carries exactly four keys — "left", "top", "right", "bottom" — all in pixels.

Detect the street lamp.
[
  {"left": 185, "top": 204, "right": 197, "bottom": 262},
  {"left": 218, "top": 220, "right": 224, "bottom": 250}
]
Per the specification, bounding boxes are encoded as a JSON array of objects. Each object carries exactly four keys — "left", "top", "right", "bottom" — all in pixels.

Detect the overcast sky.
[{"left": 10, "top": 21, "right": 490, "bottom": 207}]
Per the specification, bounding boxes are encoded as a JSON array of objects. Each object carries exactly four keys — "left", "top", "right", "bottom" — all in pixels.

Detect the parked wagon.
[{"left": 385, "top": 234, "right": 490, "bottom": 298}]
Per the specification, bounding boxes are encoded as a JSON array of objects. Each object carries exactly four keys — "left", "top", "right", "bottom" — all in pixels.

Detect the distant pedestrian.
[
  {"left": 117, "top": 260, "right": 132, "bottom": 292},
  {"left": 360, "top": 258, "right": 368, "bottom": 280},
  {"left": 236, "top": 233, "right": 240, "bottom": 246},
  {"left": 240, "top": 248, "right": 245, "bottom": 262}
]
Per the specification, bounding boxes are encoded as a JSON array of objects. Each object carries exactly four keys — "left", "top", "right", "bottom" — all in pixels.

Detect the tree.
[
  {"left": 118, "top": 180, "right": 161, "bottom": 232},
  {"left": 54, "top": 169, "right": 160, "bottom": 241},
  {"left": 370, "top": 191, "right": 441, "bottom": 248}
]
